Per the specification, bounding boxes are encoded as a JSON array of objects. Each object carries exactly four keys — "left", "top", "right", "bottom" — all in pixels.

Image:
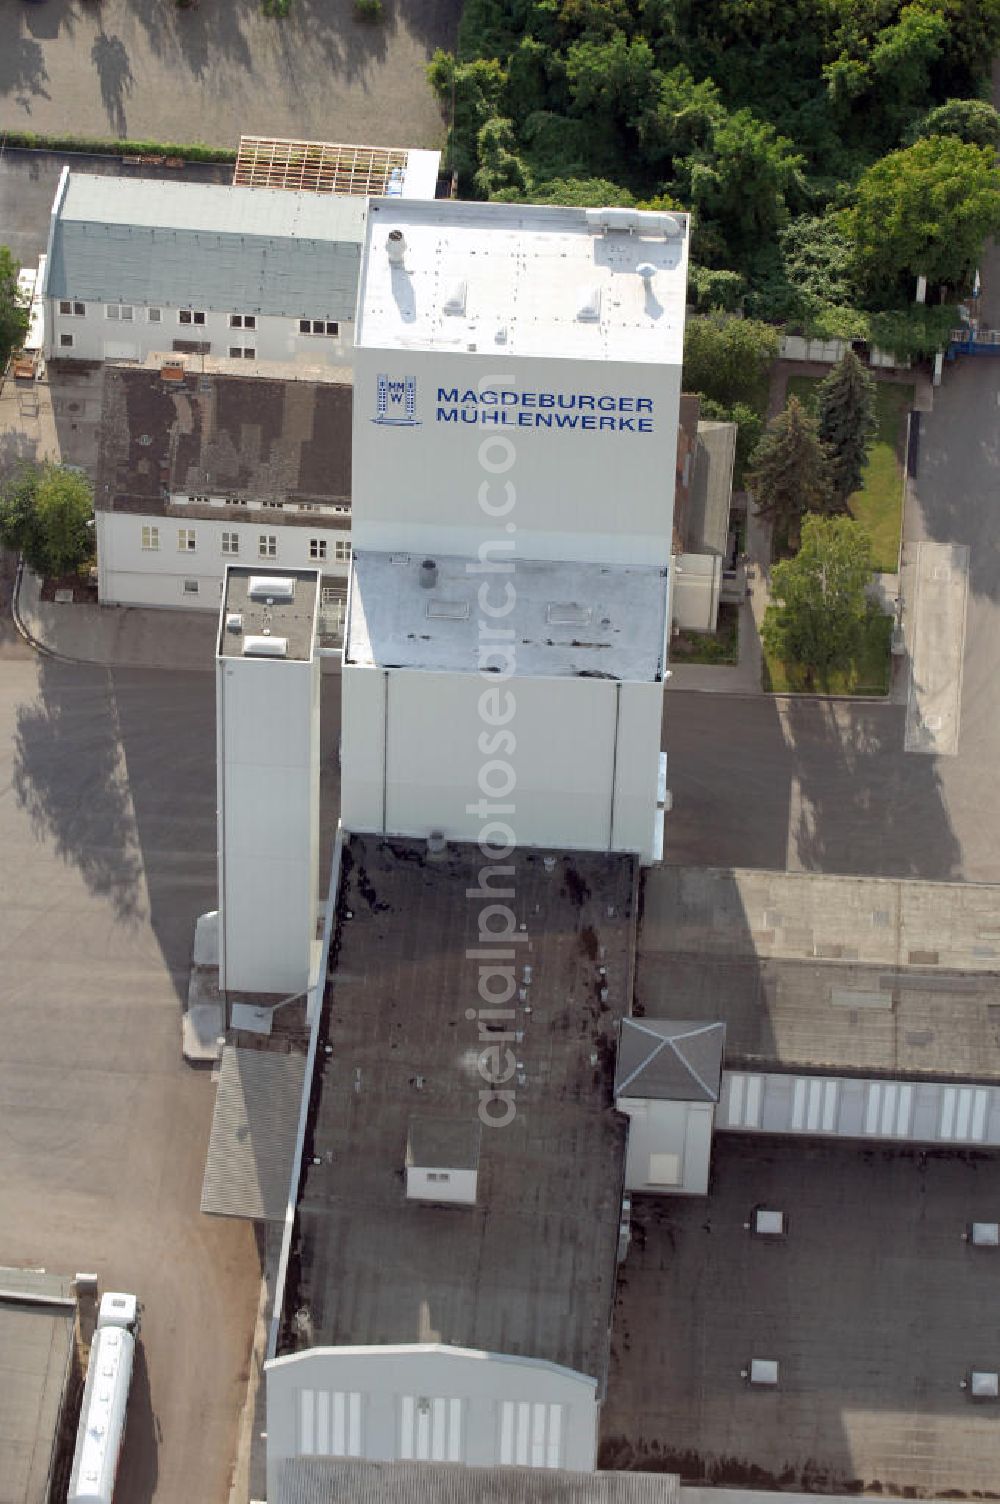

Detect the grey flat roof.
[
  {"left": 637, "top": 868, "right": 1000, "bottom": 1080},
  {"left": 346, "top": 551, "right": 668, "bottom": 682},
  {"left": 602, "top": 1136, "right": 1000, "bottom": 1496},
  {"left": 687, "top": 420, "right": 736, "bottom": 557},
  {"left": 615, "top": 1019, "right": 724, "bottom": 1102},
  {"left": 219, "top": 568, "right": 319, "bottom": 662},
  {"left": 48, "top": 173, "right": 365, "bottom": 318},
  {"left": 274, "top": 1457, "right": 680, "bottom": 1504},
  {"left": 97, "top": 365, "right": 353, "bottom": 516},
  {"left": 0, "top": 1270, "right": 75, "bottom": 1504},
  {"left": 280, "top": 836, "right": 637, "bottom": 1383},
  {"left": 201, "top": 1046, "right": 308, "bottom": 1220}
]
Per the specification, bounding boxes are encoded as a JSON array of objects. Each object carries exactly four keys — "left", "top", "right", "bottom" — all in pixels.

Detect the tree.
[
  {"left": 682, "top": 312, "right": 778, "bottom": 410},
  {"left": 908, "top": 97, "right": 1000, "bottom": 148},
  {"left": 745, "top": 396, "right": 831, "bottom": 547},
  {"left": 0, "top": 247, "right": 28, "bottom": 370},
  {"left": 844, "top": 135, "right": 1000, "bottom": 300},
  {"left": 674, "top": 107, "right": 805, "bottom": 264},
  {"left": 763, "top": 513, "right": 876, "bottom": 677},
  {"left": 815, "top": 351, "right": 877, "bottom": 508},
  {"left": 0, "top": 463, "right": 94, "bottom": 579}
]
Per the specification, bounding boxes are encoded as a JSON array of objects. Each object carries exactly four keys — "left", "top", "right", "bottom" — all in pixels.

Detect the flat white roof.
[
  {"left": 345, "top": 550, "right": 667, "bottom": 682},
  {"left": 357, "top": 198, "right": 689, "bottom": 364}
]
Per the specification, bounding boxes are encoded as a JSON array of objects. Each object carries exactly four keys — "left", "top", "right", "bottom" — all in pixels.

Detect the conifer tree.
[
  {"left": 816, "top": 350, "right": 877, "bottom": 508},
  {"left": 745, "top": 396, "right": 831, "bottom": 549}
]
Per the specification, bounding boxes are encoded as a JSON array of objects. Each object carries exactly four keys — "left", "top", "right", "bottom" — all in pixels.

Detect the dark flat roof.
[
  {"left": 219, "top": 568, "right": 319, "bottom": 661},
  {"left": 97, "top": 365, "right": 352, "bottom": 515},
  {"left": 602, "top": 1136, "right": 1000, "bottom": 1496},
  {"left": 281, "top": 836, "right": 637, "bottom": 1386}
]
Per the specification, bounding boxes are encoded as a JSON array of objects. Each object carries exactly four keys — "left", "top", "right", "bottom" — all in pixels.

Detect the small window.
[
  {"left": 141, "top": 525, "right": 160, "bottom": 551},
  {"left": 261, "top": 500, "right": 283, "bottom": 510},
  {"left": 221, "top": 532, "right": 239, "bottom": 556},
  {"left": 147, "top": 307, "right": 161, "bottom": 323},
  {"left": 426, "top": 1172, "right": 451, "bottom": 1183},
  {"left": 228, "top": 347, "right": 242, "bottom": 359},
  {"left": 59, "top": 300, "right": 86, "bottom": 317},
  {"left": 244, "top": 315, "right": 256, "bottom": 330},
  {"left": 326, "top": 320, "right": 339, "bottom": 336},
  {"left": 334, "top": 539, "right": 352, "bottom": 563},
  {"left": 59, "top": 333, "right": 74, "bottom": 349},
  {"left": 229, "top": 314, "right": 243, "bottom": 328},
  {"left": 309, "top": 538, "right": 327, "bottom": 561},
  {"left": 242, "top": 348, "right": 255, "bottom": 360},
  {"left": 258, "top": 534, "right": 277, "bottom": 559},
  {"left": 74, "top": 301, "right": 86, "bottom": 317},
  {"left": 105, "top": 304, "right": 133, "bottom": 321},
  {"left": 183, "top": 579, "right": 199, "bottom": 595},
  {"left": 298, "top": 318, "right": 311, "bottom": 335},
  {"left": 59, "top": 300, "right": 71, "bottom": 315},
  {"left": 178, "top": 528, "right": 197, "bottom": 552},
  {"left": 179, "top": 309, "right": 206, "bottom": 326}
]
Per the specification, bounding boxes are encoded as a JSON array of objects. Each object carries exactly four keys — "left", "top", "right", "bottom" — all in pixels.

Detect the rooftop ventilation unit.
[
  {"left": 547, "top": 602, "right": 593, "bottom": 627},
  {"left": 966, "top": 1371, "right": 1000, "bottom": 1399},
  {"left": 387, "top": 229, "right": 406, "bottom": 266},
  {"left": 225, "top": 612, "right": 243, "bottom": 634},
  {"left": 968, "top": 1222, "right": 1000, "bottom": 1246},
  {"left": 426, "top": 599, "right": 471, "bottom": 621},
  {"left": 743, "top": 1359, "right": 779, "bottom": 1386},
  {"left": 577, "top": 287, "right": 602, "bottom": 323},
  {"left": 243, "top": 635, "right": 288, "bottom": 658},
  {"left": 585, "top": 208, "right": 683, "bottom": 238},
  {"left": 248, "top": 575, "right": 295, "bottom": 603},
  {"left": 442, "top": 279, "right": 467, "bottom": 316},
  {"left": 748, "top": 1208, "right": 787, "bottom": 1237},
  {"left": 419, "top": 558, "right": 438, "bottom": 590}
]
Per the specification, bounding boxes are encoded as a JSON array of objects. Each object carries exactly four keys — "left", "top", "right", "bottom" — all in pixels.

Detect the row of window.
[
  {"left": 58, "top": 301, "right": 340, "bottom": 337},
  {"left": 142, "top": 525, "right": 350, "bottom": 562}
]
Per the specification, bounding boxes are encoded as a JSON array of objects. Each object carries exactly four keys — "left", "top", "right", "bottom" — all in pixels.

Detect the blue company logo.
[{"left": 372, "top": 373, "right": 421, "bottom": 427}]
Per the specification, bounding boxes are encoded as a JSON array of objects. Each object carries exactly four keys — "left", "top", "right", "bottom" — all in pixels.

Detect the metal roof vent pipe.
[
  {"left": 420, "top": 558, "right": 438, "bottom": 589},
  {"left": 387, "top": 229, "right": 406, "bottom": 266},
  {"left": 427, "top": 830, "right": 448, "bottom": 860}
]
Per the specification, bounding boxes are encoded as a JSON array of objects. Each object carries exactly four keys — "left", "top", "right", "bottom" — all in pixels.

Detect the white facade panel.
[
  {"left": 266, "top": 1344, "right": 598, "bottom": 1488},
  {"left": 217, "top": 653, "right": 320, "bottom": 994},
  {"left": 350, "top": 348, "right": 680, "bottom": 567},
  {"left": 48, "top": 302, "right": 354, "bottom": 368},
  {"left": 342, "top": 667, "right": 663, "bottom": 861},
  {"left": 618, "top": 1098, "right": 715, "bottom": 1196},
  {"left": 671, "top": 552, "right": 722, "bottom": 633},
  {"left": 96, "top": 510, "right": 349, "bottom": 609}
]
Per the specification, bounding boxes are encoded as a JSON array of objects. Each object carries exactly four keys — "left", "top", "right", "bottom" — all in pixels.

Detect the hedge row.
[{"left": 0, "top": 130, "right": 235, "bottom": 164}]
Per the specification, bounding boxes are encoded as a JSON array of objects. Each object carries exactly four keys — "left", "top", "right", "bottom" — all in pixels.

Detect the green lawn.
[
  {"left": 786, "top": 375, "right": 913, "bottom": 572},
  {"left": 762, "top": 608, "right": 893, "bottom": 695}
]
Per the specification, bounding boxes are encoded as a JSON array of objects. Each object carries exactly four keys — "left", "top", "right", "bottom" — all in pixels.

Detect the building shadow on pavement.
[
  {"left": 664, "top": 688, "right": 964, "bottom": 881},
  {"left": 116, "top": 1341, "right": 158, "bottom": 1504}
]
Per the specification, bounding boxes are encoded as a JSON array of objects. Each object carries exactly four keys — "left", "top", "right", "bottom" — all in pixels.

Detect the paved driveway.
[
  {"left": 0, "top": 655, "right": 260, "bottom": 1502},
  {"left": 1, "top": 0, "right": 458, "bottom": 148}
]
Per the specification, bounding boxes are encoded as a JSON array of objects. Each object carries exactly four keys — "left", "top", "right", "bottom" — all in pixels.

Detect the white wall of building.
[
  {"left": 405, "top": 1166, "right": 478, "bottom": 1206},
  {"left": 671, "top": 552, "right": 722, "bottom": 633},
  {"left": 341, "top": 665, "right": 662, "bottom": 861},
  {"left": 617, "top": 1098, "right": 715, "bottom": 1196},
  {"left": 217, "top": 651, "right": 320, "bottom": 995},
  {"left": 96, "top": 510, "right": 350, "bottom": 610},
  {"left": 265, "top": 1344, "right": 599, "bottom": 1484},
  {"left": 47, "top": 300, "right": 354, "bottom": 369},
  {"left": 350, "top": 349, "right": 680, "bottom": 567}
]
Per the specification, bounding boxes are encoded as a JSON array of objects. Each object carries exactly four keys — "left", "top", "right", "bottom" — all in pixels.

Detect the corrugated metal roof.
[
  {"left": 201, "top": 1046, "right": 307, "bottom": 1220},
  {"left": 48, "top": 175, "right": 365, "bottom": 317},
  {"left": 615, "top": 1019, "right": 725, "bottom": 1103},
  {"left": 720, "top": 1068, "right": 1000, "bottom": 1145},
  {"left": 273, "top": 1459, "right": 680, "bottom": 1504}
]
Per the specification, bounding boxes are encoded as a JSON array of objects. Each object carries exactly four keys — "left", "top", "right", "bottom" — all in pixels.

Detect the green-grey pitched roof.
[
  {"left": 615, "top": 1018, "right": 725, "bottom": 1102},
  {"left": 47, "top": 174, "right": 366, "bottom": 320}
]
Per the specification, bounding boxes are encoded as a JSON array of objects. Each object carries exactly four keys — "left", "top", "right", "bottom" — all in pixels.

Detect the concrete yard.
[
  {"left": 602, "top": 1136, "right": 1000, "bottom": 1496},
  {"left": 2, "top": 0, "right": 457, "bottom": 151},
  {"left": 637, "top": 867, "right": 1000, "bottom": 1080},
  {"left": 282, "top": 835, "right": 637, "bottom": 1385}
]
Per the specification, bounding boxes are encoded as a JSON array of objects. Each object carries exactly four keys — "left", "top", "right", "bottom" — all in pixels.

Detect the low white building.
[
  {"left": 95, "top": 362, "right": 353, "bottom": 611},
  {"left": 41, "top": 142, "right": 438, "bottom": 373}
]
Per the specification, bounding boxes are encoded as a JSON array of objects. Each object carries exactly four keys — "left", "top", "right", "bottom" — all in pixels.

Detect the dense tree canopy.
[
  {"left": 763, "top": 513, "right": 877, "bottom": 674},
  {"left": 431, "top": 1, "right": 1000, "bottom": 350},
  {"left": 0, "top": 247, "right": 28, "bottom": 371},
  {"left": 0, "top": 464, "right": 94, "bottom": 580}
]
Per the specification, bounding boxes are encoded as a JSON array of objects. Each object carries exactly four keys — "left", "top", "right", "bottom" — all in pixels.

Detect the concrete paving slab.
[
  {"left": 182, "top": 1001, "right": 224, "bottom": 1063},
  {"left": 905, "top": 542, "right": 970, "bottom": 755}
]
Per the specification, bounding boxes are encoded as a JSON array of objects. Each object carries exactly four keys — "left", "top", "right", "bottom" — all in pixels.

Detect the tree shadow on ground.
[
  {"left": 0, "top": 38, "right": 50, "bottom": 113},
  {"left": 91, "top": 31, "right": 134, "bottom": 138}
]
